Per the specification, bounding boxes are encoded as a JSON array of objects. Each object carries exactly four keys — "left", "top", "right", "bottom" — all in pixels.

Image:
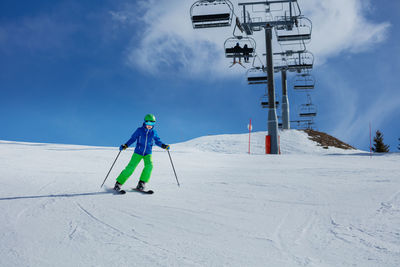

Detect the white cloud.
[
  {"left": 301, "top": 0, "right": 390, "bottom": 64},
  {"left": 111, "top": 0, "right": 390, "bottom": 77},
  {"left": 120, "top": 0, "right": 243, "bottom": 78}
]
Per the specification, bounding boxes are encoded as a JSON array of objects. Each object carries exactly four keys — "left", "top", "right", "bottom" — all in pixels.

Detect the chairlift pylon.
[{"left": 190, "top": 0, "right": 234, "bottom": 29}]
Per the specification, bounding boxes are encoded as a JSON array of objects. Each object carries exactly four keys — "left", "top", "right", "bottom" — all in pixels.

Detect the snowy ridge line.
[{"left": 172, "top": 130, "right": 364, "bottom": 155}]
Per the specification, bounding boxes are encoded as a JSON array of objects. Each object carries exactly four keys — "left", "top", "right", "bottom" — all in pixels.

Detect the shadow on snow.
[{"left": 0, "top": 190, "right": 114, "bottom": 201}]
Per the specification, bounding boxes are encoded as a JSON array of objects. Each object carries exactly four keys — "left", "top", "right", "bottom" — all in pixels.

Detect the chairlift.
[
  {"left": 293, "top": 72, "right": 315, "bottom": 90},
  {"left": 291, "top": 119, "right": 315, "bottom": 130},
  {"left": 260, "top": 95, "right": 279, "bottom": 109},
  {"left": 298, "top": 94, "right": 317, "bottom": 117},
  {"left": 273, "top": 50, "right": 300, "bottom": 72},
  {"left": 273, "top": 55, "right": 288, "bottom": 72},
  {"left": 190, "top": 0, "right": 234, "bottom": 29},
  {"left": 224, "top": 36, "right": 256, "bottom": 63},
  {"left": 275, "top": 16, "right": 312, "bottom": 44},
  {"left": 287, "top": 51, "right": 314, "bottom": 72},
  {"left": 302, "top": 119, "right": 315, "bottom": 130},
  {"left": 299, "top": 104, "right": 317, "bottom": 117},
  {"left": 247, "top": 67, "right": 267, "bottom": 85}
]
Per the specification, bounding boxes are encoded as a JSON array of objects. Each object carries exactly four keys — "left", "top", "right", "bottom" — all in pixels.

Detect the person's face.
[{"left": 146, "top": 124, "right": 153, "bottom": 130}]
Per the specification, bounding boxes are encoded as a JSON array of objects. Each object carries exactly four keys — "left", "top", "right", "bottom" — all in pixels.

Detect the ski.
[
  {"left": 114, "top": 189, "right": 126, "bottom": 195},
  {"left": 105, "top": 187, "right": 152, "bottom": 195},
  {"left": 105, "top": 187, "right": 126, "bottom": 195},
  {"left": 131, "top": 188, "right": 154, "bottom": 194}
]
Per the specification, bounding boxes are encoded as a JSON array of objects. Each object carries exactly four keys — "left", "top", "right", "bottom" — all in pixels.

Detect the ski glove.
[
  {"left": 119, "top": 144, "right": 128, "bottom": 151},
  {"left": 161, "top": 144, "right": 170, "bottom": 150}
]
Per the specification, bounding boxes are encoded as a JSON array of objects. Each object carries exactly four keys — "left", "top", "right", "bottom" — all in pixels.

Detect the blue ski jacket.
[{"left": 125, "top": 124, "right": 165, "bottom": 156}]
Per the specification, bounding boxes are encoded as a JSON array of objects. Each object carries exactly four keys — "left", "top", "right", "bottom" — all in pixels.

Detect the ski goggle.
[{"left": 145, "top": 120, "right": 155, "bottom": 126}]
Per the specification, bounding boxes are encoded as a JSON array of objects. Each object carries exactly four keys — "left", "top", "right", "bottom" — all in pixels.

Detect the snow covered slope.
[
  {"left": 173, "top": 130, "right": 360, "bottom": 154},
  {"left": 0, "top": 130, "right": 399, "bottom": 266}
]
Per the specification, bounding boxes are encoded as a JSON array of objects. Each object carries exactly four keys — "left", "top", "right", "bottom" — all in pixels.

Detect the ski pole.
[
  {"left": 100, "top": 150, "right": 122, "bottom": 188},
  {"left": 167, "top": 150, "right": 180, "bottom": 187}
]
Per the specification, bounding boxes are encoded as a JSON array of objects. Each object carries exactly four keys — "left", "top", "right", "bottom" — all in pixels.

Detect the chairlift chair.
[
  {"left": 299, "top": 120, "right": 315, "bottom": 130},
  {"left": 298, "top": 95, "right": 317, "bottom": 117},
  {"left": 299, "top": 107, "right": 317, "bottom": 118},
  {"left": 247, "top": 67, "right": 267, "bottom": 84},
  {"left": 224, "top": 36, "right": 256, "bottom": 63},
  {"left": 273, "top": 56, "right": 288, "bottom": 73},
  {"left": 275, "top": 16, "right": 312, "bottom": 44},
  {"left": 302, "top": 119, "right": 315, "bottom": 129},
  {"left": 291, "top": 119, "right": 314, "bottom": 130},
  {"left": 293, "top": 72, "right": 315, "bottom": 90},
  {"left": 287, "top": 51, "right": 314, "bottom": 72},
  {"left": 260, "top": 95, "right": 279, "bottom": 108},
  {"left": 190, "top": 0, "right": 234, "bottom": 29},
  {"left": 272, "top": 50, "right": 293, "bottom": 72}
]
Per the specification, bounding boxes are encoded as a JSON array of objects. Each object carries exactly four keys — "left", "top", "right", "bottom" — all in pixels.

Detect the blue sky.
[{"left": 1, "top": 0, "right": 399, "bottom": 151}]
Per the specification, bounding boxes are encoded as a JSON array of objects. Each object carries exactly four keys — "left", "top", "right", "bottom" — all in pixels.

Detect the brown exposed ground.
[{"left": 303, "top": 129, "right": 356, "bottom": 150}]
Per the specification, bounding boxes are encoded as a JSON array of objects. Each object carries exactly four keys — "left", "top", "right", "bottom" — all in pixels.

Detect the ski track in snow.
[{"left": 1, "top": 131, "right": 400, "bottom": 266}]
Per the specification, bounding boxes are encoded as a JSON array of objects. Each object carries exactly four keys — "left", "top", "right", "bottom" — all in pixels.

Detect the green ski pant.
[{"left": 116, "top": 153, "right": 153, "bottom": 185}]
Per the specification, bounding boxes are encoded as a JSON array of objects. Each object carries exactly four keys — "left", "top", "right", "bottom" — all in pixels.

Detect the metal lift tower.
[
  {"left": 190, "top": 0, "right": 314, "bottom": 154},
  {"left": 238, "top": 0, "right": 302, "bottom": 154}
]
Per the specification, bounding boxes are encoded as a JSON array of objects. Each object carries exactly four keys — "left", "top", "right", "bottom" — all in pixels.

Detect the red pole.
[
  {"left": 248, "top": 119, "right": 252, "bottom": 154},
  {"left": 266, "top": 135, "right": 271, "bottom": 154}
]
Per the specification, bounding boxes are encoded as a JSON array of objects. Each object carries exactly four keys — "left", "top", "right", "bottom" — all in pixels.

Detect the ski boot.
[
  {"left": 133, "top": 180, "right": 154, "bottom": 194},
  {"left": 136, "top": 180, "right": 146, "bottom": 191},
  {"left": 113, "top": 181, "right": 126, "bottom": 194}
]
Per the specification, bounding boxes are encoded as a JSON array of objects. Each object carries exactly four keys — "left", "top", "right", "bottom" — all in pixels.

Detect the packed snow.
[{"left": 0, "top": 130, "right": 399, "bottom": 266}]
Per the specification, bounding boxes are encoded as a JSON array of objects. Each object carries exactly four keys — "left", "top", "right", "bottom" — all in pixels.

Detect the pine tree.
[
  {"left": 398, "top": 138, "right": 400, "bottom": 151},
  {"left": 372, "top": 130, "right": 390, "bottom": 153}
]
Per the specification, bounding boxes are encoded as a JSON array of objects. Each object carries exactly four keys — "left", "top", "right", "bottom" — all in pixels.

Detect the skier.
[
  {"left": 229, "top": 43, "right": 245, "bottom": 68},
  {"left": 113, "top": 114, "right": 170, "bottom": 193}
]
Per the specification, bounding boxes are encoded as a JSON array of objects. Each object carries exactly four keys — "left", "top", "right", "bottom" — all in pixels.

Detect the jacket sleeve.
[
  {"left": 153, "top": 130, "right": 164, "bottom": 147},
  {"left": 125, "top": 128, "right": 140, "bottom": 147}
]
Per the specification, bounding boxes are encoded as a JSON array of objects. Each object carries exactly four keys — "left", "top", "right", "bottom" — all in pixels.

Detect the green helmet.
[{"left": 144, "top": 114, "right": 156, "bottom": 125}]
